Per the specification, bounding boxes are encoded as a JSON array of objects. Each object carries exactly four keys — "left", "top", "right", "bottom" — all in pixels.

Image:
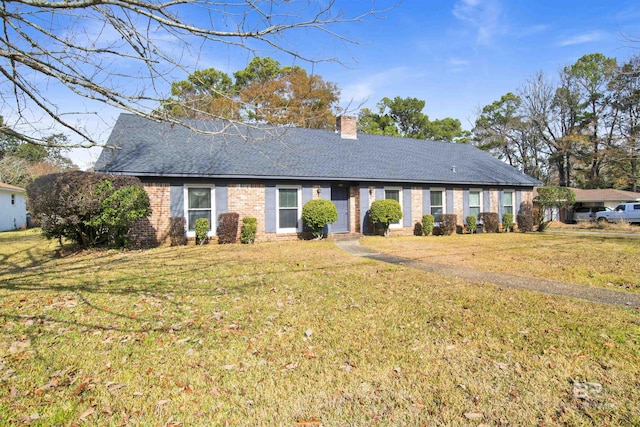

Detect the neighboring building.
[
  {"left": 0, "top": 182, "right": 27, "bottom": 231},
  {"left": 568, "top": 188, "right": 640, "bottom": 223},
  {"left": 534, "top": 187, "right": 640, "bottom": 223},
  {"left": 95, "top": 114, "right": 540, "bottom": 245},
  {"left": 571, "top": 188, "right": 640, "bottom": 209}
]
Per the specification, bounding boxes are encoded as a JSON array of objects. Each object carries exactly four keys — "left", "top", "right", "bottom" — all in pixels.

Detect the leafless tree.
[{"left": 1, "top": 0, "right": 390, "bottom": 147}]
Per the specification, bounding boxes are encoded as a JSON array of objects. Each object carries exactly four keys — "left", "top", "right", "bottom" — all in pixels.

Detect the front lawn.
[
  {"left": 362, "top": 232, "right": 640, "bottom": 293},
  {"left": 1, "top": 230, "right": 639, "bottom": 426}
]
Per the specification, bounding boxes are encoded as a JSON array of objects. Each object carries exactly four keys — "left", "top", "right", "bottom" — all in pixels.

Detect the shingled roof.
[
  {"left": 95, "top": 114, "right": 540, "bottom": 187},
  {"left": 0, "top": 182, "right": 25, "bottom": 192}
]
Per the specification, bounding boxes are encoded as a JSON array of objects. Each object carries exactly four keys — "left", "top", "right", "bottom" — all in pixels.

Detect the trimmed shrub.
[
  {"left": 422, "top": 214, "right": 435, "bottom": 236},
  {"left": 169, "top": 217, "right": 187, "bottom": 246},
  {"left": 516, "top": 213, "right": 534, "bottom": 232},
  {"left": 480, "top": 212, "right": 499, "bottom": 233},
  {"left": 517, "top": 203, "right": 535, "bottom": 232},
  {"left": 27, "top": 171, "right": 151, "bottom": 248},
  {"left": 466, "top": 215, "right": 477, "bottom": 234},
  {"left": 370, "top": 199, "right": 402, "bottom": 237},
  {"left": 301, "top": 199, "right": 338, "bottom": 239},
  {"left": 195, "top": 217, "right": 210, "bottom": 245},
  {"left": 217, "top": 212, "right": 239, "bottom": 244},
  {"left": 502, "top": 213, "right": 514, "bottom": 232},
  {"left": 413, "top": 222, "right": 423, "bottom": 236},
  {"left": 440, "top": 214, "right": 457, "bottom": 236},
  {"left": 241, "top": 217, "right": 257, "bottom": 244}
]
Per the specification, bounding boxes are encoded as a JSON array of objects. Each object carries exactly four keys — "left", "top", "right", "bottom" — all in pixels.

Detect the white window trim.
[
  {"left": 503, "top": 190, "right": 515, "bottom": 218},
  {"left": 277, "top": 185, "right": 302, "bottom": 233},
  {"left": 184, "top": 184, "right": 216, "bottom": 238},
  {"left": 430, "top": 188, "right": 446, "bottom": 224},
  {"left": 384, "top": 186, "right": 403, "bottom": 229},
  {"left": 469, "top": 189, "right": 482, "bottom": 219}
]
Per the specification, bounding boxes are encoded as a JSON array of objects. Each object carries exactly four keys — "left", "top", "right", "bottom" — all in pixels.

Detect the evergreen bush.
[
  {"left": 301, "top": 199, "right": 338, "bottom": 239},
  {"left": 370, "top": 199, "right": 402, "bottom": 237},
  {"left": 422, "top": 214, "right": 435, "bottom": 236},
  {"left": 502, "top": 213, "right": 514, "bottom": 232},
  {"left": 195, "top": 217, "right": 210, "bottom": 245},
  {"left": 27, "top": 171, "right": 151, "bottom": 248},
  {"left": 240, "top": 217, "right": 257, "bottom": 244},
  {"left": 466, "top": 215, "right": 477, "bottom": 234}
]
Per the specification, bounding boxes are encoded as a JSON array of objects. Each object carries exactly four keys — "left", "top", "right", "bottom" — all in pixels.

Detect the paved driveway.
[{"left": 335, "top": 238, "right": 640, "bottom": 309}]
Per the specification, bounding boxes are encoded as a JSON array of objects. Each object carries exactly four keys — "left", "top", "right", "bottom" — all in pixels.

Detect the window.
[
  {"left": 385, "top": 187, "right": 402, "bottom": 228},
  {"left": 184, "top": 186, "right": 214, "bottom": 237},
  {"left": 469, "top": 190, "right": 481, "bottom": 219},
  {"left": 277, "top": 186, "right": 301, "bottom": 232},
  {"left": 503, "top": 191, "right": 514, "bottom": 216},
  {"left": 430, "top": 190, "right": 444, "bottom": 222}
]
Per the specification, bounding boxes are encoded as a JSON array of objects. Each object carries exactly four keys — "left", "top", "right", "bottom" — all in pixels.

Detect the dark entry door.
[{"left": 331, "top": 184, "right": 350, "bottom": 233}]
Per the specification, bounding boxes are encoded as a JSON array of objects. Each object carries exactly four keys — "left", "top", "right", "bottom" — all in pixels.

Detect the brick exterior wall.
[
  {"left": 489, "top": 189, "right": 499, "bottom": 213},
  {"left": 135, "top": 181, "right": 538, "bottom": 244},
  {"left": 228, "top": 184, "right": 266, "bottom": 239},
  {"left": 350, "top": 186, "right": 359, "bottom": 233},
  {"left": 453, "top": 188, "right": 464, "bottom": 225},
  {"left": 130, "top": 182, "right": 171, "bottom": 246}
]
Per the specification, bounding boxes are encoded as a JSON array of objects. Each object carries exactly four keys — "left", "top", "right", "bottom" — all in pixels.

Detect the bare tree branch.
[{"left": 0, "top": 0, "right": 393, "bottom": 147}]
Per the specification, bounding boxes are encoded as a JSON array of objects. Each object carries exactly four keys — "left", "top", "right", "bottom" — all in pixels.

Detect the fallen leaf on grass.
[
  {"left": 107, "top": 382, "right": 126, "bottom": 393},
  {"left": 303, "top": 348, "right": 317, "bottom": 360},
  {"left": 72, "top": 382, "right": 88, "bottom": 396},
  {"left": 78, "top": 407, "right": 95, "bottom": 420},
  {"left": 157, "top": 399, "right": 171, "bottom": 406},
  {"left": 281, "top": 362, "right": 299, "bottom": 372},
  {"left": 464, "top": 411, "right": 483, "bottom": 420},
  {"left": 35, "top": 380, "right": 58, "bottom": 395}
]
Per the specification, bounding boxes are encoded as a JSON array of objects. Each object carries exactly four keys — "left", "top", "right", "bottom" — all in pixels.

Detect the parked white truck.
[{"left": 596, "top": 203, "right": 640, "bottom": 224}]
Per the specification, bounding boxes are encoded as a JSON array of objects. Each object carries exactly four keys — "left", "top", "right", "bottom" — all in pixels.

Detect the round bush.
[
  {"left": 466, "top": 215, "right": 477, "bottom": 234},
  {"left": 502, "top": 213, "right": 514, "bottom": 232},
  {"left": 370, "top": 199, "right": 402, "bottom": 237},
  {"left": 422, "top": 214, "right": 435, "bottom": 236},
  {"left": 195, "top": 217, "right": 210, "bottom": 245},
  {"left": 241, "top": 217, "right": 257, "bottom": 244},
  {"left": 302, "top": 199, "right": 338, "bottom": 239}
]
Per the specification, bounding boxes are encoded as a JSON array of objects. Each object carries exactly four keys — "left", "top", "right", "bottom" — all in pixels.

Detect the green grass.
[
  {"left": 1, "top": 230, "right": 639, "bottom": 426},
  {"left": 362, "top": 232, "right": 640, "bottom": 293}
]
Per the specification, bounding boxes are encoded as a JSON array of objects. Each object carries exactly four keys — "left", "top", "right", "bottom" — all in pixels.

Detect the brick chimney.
[{"left": 336, "top": 115, "right": 357, "bottom": 140}]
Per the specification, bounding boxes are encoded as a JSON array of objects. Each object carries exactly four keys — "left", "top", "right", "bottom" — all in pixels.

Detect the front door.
[{"left": 330, "top": 184, "right": 350, "bottom": 233}]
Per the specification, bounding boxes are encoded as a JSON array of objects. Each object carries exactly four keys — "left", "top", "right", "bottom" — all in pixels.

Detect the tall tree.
[
  {"left": 564, "top": 53, "right": 618, "bottom": 188},
  {"left": 0, "top": 1, "right": 384, "bottom": 146},
  {"left": 358, "top": 96, "right": 468, "bottom": 142},
  {"left": 162, "top": 58, "right": 341, "bottom": 129},
  {"left": 609, "top": 55, "right": 640, "bottom": 191},
  {"left": 161, "top": 69, "right": 238, "bottom": 120},
  {"left": 239, "top": 65, "right": 340, "bottom": 129},
  {"left": 0, "top": 120, "right": 73, "bottom": 187},
  {"left": 520, "top": 72, "right": 579, "bottom": 186}
]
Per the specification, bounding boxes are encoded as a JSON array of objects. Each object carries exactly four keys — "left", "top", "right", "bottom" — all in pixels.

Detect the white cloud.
[
  {"left": 558, "top": 31, "right": 605, "bottom": 47},
  {"left": 340, "top": 67, "right": 413, "bottom": 110},
  {"left": 448, "top": 57, "right": 470, "bottom": 67},
  {"left": 452, "top": 0, "right": 502, "bottom": 45}
]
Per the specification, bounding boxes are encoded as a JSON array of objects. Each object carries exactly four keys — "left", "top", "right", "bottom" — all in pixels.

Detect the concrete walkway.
[{"left": 334, "top": 238, "right": 640, "bottom": 309}]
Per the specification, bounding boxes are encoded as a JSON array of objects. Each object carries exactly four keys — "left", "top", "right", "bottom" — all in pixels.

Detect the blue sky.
[{"left": 53, "top": 0, "right": 640, "bottom": 167}]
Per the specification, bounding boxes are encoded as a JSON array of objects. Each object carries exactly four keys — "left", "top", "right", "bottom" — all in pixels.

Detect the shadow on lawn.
[{"left": 0, "top": 242, "right": 372, "bottom": 334}]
